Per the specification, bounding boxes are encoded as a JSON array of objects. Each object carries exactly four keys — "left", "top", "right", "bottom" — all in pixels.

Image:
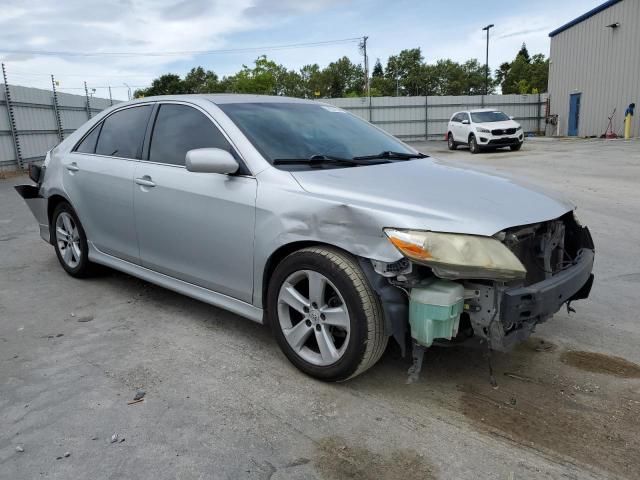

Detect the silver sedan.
[{"left": 16, "top": 95, "right": 595, "bottom": 381}]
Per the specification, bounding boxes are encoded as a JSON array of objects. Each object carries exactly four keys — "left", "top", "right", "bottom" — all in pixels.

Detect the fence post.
[
  {"left": 1, "top": 63, "right": 23, "bottom": 169},
  {"left": 84, "top": 81, "right": 92, "bottom": 119},
  {"left": 51, "top": 75, "right": 64, "bottom": 141},
  {"left": 424, "top": 96, "right": 429, "bottom": 140}
]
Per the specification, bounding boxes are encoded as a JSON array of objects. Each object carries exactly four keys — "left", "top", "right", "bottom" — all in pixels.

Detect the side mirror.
[
  {"left": 461, "top": 119, "right": 470, "bottom": 125},
  {"left": 509, "top": 116, "right": 515, "bottom": 120},
  {"left": 185, "top": 148, "right": 239, "bottom": 174}
]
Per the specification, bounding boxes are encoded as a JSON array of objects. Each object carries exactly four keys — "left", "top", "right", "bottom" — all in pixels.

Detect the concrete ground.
[{"left": 1, "top": 138, "right": 639, "bottom": 480}]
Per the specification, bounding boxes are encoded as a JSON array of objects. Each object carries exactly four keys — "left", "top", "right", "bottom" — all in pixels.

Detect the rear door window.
[
  {"left": 148, "top": 104, "right": 233, "bottom": 167},
  {"left": 95, "top": 105, "right": 152, "bottom": 159}
]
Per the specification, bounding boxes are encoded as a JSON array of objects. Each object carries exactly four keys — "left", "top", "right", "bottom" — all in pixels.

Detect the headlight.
[
  {"left": 516, "top": 125, "right": 523, "bottom": 131},
  {"left": 476, "top": 127, "right": 490, "bottom": 133},
  {"left": 384, "top": 229, "right": 526, "bottom": 280}
]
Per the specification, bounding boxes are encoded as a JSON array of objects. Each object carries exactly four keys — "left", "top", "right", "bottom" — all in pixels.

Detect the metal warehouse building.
[{"left": 548, "top": 0, "right": 639, "bottom": 137}]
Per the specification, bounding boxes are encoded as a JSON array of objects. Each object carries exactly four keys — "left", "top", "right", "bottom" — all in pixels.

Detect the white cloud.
[{"left": 1, "top": 0, "right": 261, "bottom": 98}]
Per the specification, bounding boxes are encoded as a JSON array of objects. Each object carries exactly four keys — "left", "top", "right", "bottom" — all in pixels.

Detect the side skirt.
[{"left": 88, "top": 243, "right": 264, "bottom": 324}]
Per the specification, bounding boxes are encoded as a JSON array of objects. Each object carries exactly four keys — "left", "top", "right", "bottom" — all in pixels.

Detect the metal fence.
[
  {"left": 323, "top": 94, "right": 548, "bottom": 141},
  {"left": 1, "top": 83, "right": 116, "bottom": 170},
  {"left": 1, "top": 87, "right": 547, "bottom": 171}
]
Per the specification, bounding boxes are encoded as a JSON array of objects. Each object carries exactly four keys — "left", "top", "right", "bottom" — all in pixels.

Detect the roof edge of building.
[{"left": 549, "top": 0, "right": 623, "bottom": 37}]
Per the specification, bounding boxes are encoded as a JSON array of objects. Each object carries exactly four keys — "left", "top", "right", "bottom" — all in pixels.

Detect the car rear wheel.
[
  {"left": 447, "top": 133, "right": 457, "bottom": 150},
  {"left": 267, "top": 246, "right": 388, "bottom": 381},
  {"left": 52, "top": 202, "right": 94, "bottom": 277},
  {"left": 510, "top": 143, "right": 522, "bottom": 151},
  {"left": 469, "top": 134, "right": 480, "bottom": 154}
]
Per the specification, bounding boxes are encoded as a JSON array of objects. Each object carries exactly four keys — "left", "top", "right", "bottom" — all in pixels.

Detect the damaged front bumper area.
[
  {"left": 366, "top": 213, "right": 595, "bottom": 355},
  {"left": 465, "top": 246, "right": 594, "bottom": 350},
  {"left": 15, "top": 164, "right": 50, "bottom": 243}
]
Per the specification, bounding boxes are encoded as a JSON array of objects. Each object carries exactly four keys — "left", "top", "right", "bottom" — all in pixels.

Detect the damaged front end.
[{"left": 364, "top": 212, "right": 595, "bottom": 357}]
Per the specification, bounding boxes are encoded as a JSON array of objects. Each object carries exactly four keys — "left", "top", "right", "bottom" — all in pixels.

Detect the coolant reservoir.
[{"left": 409, "top": 280, "right": 464, "bottom": 347}]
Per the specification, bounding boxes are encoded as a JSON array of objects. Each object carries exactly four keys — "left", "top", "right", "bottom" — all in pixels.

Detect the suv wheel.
[
  {"left": 469, "top": 134, "right": 480, "bottom": 154},
  {"left": 447, "top": 133, "right": 457, "bottom": 150},
  {"left": 52, "top": 202, "right": 94, "bottom": 277},
  {"left": 267, "top": 247, "right": 388, "bottom": 381},
  {"left": 510, "top": 143, "right": 522, "bottom": 151}
]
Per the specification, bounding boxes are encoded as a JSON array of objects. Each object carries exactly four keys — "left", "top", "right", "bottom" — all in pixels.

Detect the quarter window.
[
  {"left": 149, "top": 104, "right": 232, "bottom": 166},
  {"left": 75, "top": 124, "right": 102, "bottom": 154},
  {"left": 95, "top": 105, "right": 152, "bottom": 159}
]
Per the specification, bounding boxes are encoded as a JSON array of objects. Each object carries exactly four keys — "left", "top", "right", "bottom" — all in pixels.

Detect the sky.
[{"left": 0, "top": 0, "right": 605, "bottom": 100}]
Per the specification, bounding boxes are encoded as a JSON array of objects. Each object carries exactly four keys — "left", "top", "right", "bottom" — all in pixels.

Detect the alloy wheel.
[
  {"left": 55, "top": 212, "right": 82, "bottom": 269},
  {"left": 277, "top": 269, "right": 350, "bottom": 366}
]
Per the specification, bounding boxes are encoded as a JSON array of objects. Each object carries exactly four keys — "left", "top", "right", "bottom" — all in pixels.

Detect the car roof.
[
  {"left": 119, "top": 93, "right": 319, "bottom": 106},
  {"left": 468, "top": 108, "right": 505, "bottom": 113}
]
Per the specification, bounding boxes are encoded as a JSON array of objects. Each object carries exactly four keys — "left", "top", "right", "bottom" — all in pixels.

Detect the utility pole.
[
  {"left": 2, "top": 63, "right": 23, "bottom": 168},
  {"left": 360, "top": 36, "right": 370, "bottom": 98},
  {"left": 51, "top": 75, "right": 64, "bottom": 141},
  {"left": 482, "top": 24, "right": 494, "bottom": 96},
  {"left": 84, "top": 81, "right": 92, "bottom": 119}
]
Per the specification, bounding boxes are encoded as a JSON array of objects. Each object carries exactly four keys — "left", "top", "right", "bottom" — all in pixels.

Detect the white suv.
[{"left": 447, "top": 109, "right": 524, "bottom": 154}]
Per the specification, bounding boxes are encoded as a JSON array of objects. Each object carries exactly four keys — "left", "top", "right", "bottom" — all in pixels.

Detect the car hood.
[
  {"left": 476, "top": 120, "right": 519, "bottom": 130},
  {"left": 289, "top": 158, "right": 574, "bottom": 237}
]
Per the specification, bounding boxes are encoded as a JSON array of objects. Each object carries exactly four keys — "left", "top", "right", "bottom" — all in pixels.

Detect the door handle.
[
  {"left": 66, "top": 162, "right": 79, "bottom": 172},
  {"left": 135, "top": 176, "right": 156, "bottom": 187}
]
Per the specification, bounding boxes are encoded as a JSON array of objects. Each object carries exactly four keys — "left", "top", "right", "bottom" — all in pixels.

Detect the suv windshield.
[
  {"left": 470, "top": 111, "right": 510, "bottom": 123},
  {"left": 218, "top": 102, "right": 416, "bottom": 168}
]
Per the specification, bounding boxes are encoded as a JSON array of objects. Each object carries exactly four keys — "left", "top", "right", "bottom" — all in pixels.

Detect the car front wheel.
[
  {"left": 447, "top": 133, "right": 457, "bottom": 150},
  {"left": 267, "top": 247, "right": 388, "bottom": 381},
  {"left": 52, "top": 202, "right": 94, "bottom": 277},
  {"left": 469, "top": 134, "right": 480, "bottom": 154},
  {"left": 510, "top": 143, "right": 522, "bottom": 151}
]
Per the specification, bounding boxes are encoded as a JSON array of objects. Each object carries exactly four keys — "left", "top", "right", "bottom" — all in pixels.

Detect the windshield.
[
  {"left": 470, "top": 111, "right": 510, "bottom": 123},
  {"left": 218, "top": 102, "right": 415, "bottom": 167}
]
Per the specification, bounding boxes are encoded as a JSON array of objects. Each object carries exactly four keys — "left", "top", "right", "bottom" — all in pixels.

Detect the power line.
[
  {"left": 7, "top": 71, "right": 156, "bottom": 78},
  {"left": 0, "top": 37, "right": 362, "bottom": 58}
]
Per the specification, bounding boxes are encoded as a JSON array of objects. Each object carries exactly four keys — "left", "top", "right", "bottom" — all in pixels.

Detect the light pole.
[
  {"left": 482, "top": 24, "right": 494, "bottom": 95},
  {"left": 123, "top": 83, "right": 132, "bottom": 100}
]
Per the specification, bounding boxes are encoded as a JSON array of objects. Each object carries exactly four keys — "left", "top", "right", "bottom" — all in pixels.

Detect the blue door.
[{"left": 568, "top": 93, "right": 581, "bottom": 136}]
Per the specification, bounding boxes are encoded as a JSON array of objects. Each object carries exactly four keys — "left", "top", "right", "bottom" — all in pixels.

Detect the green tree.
[
  {"left": 385, "top": 48, "right": 425, "bottom": 95},
  {"left": 496, "top": 43, "right": 548, "bottom": 94},
  {"left": 372, "top": 59, "right": 384, "bottom": 78},
  {"left": 322, "top": 56, "right": 364, "bottom": 97},
  {"left": 134, "top": 73, "right": 183, "bottom": 97},
  {"left": 183, "top": 67, "right": 221, "bottom": 93}
]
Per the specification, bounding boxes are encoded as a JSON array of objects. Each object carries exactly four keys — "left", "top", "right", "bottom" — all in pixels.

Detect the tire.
[
  {"left": 52, "top": 202, "right": 94, "bottom": 278},
  {"left": 447, "top": 133, "right": 457, "bottom": 150},
  {"left": 469, "top": 134, "right": 480, "bottom": 154},
  {"left": 267, "top": 246, "right": 388, "bottom": 382},
  {"left": 510, "top": 143, "right": 522, "bottom": 151}
]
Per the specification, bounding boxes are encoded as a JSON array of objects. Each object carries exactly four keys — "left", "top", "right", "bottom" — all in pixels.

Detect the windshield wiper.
[
  {"left": 352, "top": 151, "right": 428, "bottom": 161},
  {"left": 273, "top": 154, "right": 389, "bottom": 168}
]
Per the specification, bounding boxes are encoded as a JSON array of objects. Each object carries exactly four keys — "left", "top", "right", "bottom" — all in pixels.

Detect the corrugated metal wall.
[
  {"left": 1, "top": 87, "right": 545, "bottom": 170},
  {"left": 323, "top": 94, "right": 546, "bottom": 140},
  {"left": 0, "top": 84, "right": 115, "bottom": 169},
  {"left": 548, "top": 0, "right": 639, "bottom": 137}
]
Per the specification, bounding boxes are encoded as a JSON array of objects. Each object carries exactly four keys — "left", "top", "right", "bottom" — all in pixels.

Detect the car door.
[
  {"left": 459, "top": 112, "right": 471, "bottom": 141},
  {"left": 133, "top": 102, "right": 257, "bottom": 303},
  {"left": 64, "top": 104, "right": 153, "bottom": 263},
  {"left": 451, "top": 113, "right": 463, "bottom": 141}
]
